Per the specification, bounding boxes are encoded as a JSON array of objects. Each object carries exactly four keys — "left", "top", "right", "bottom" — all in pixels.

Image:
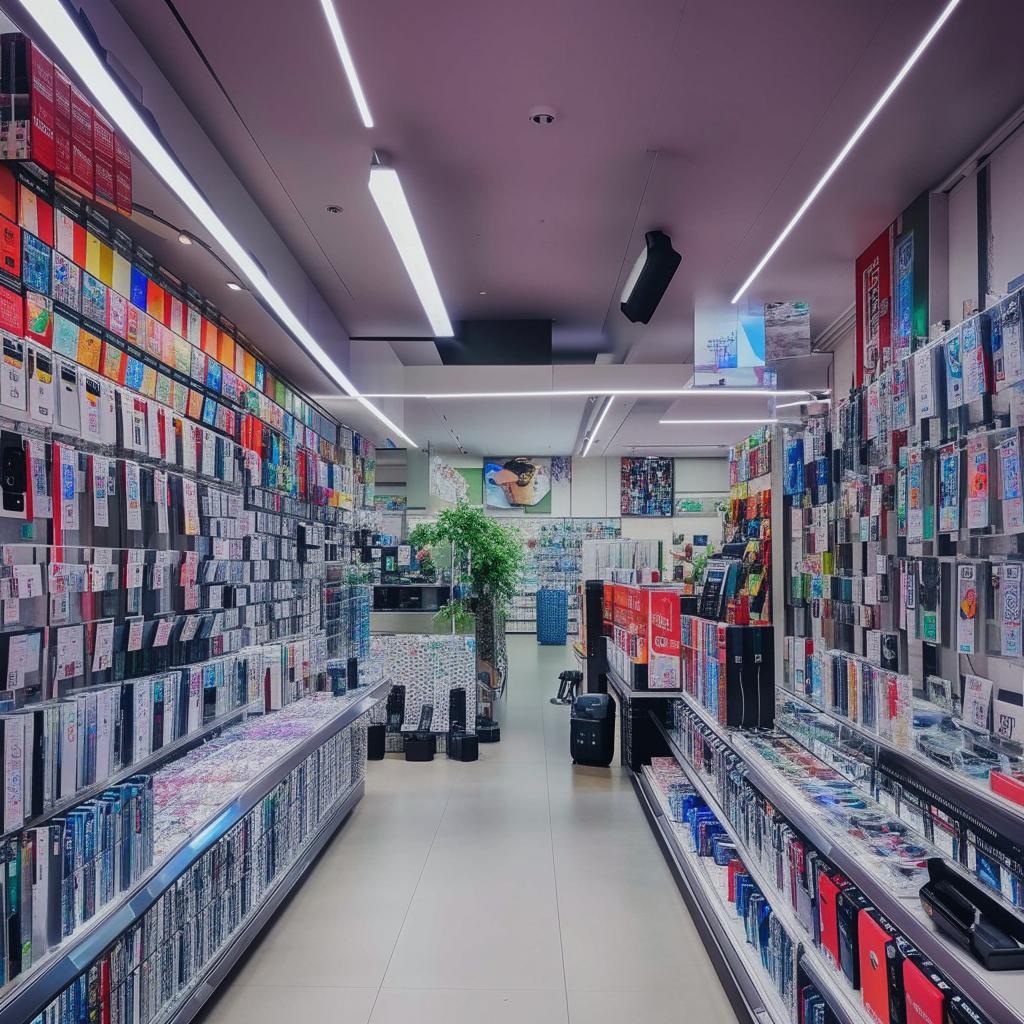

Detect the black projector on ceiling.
[{"left": 620, "top": 230, "right": 682, "bottom": 324}]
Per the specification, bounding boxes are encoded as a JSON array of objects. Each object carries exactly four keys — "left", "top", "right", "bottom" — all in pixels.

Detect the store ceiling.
[{"left": 107, "top": 0, "right": 1024, "bottom": 453}]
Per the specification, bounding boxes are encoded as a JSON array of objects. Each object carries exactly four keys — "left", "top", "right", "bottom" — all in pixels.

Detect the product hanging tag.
[
  {"left": 938, "top": 444, "right": 960, "bottom": 533},
  {"left": 1002, "top": 562, "right": 1023, "bottom": 657},
  {"left": 962, "top": 314, "right": 989, "bottom": 402},
  {"left": 908, "top": 445, "right": 924, "bottom": 542},
  {"left": 944, "top": 328, "right": 963, "bottom": 409},
  {"left": 998, "top": 431, "right": 1024, "bottom": 533},
  {"left": 91, "top": 453, "right": 109, "bottom": 528},
  {"left": 957, "top": 563, "right": 978, "bottom": 654},
  {"left": 967, "top": 434, "right": 990, "bottom": 529}
]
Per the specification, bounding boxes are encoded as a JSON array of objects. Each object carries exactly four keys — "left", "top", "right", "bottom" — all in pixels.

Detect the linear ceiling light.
[
  {"left": 356, "top": 388, "right": 821, "bottom": 400},
  {"left": 317, "top": 0, "right": 374, "bottom": 128},
  {"left": 660, "top": 418, "right": 778, "bottom": 426},
  {"left": 18, "top": 0, "right": 415, "bottom": 448},
  {"left": 582, "top": 397, "right": 615, "bottom": 456},
  {"left": 730, "top": 0, "right": 961, "bottom": 304},
  {"left": 369, "top": 165, "right": 453, "bottom": 338},
  {"left": 774, "top": 398, "right": 832, "bottom": 409}
]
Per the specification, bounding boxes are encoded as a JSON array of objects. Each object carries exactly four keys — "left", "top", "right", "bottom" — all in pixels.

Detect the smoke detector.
[{"left": 528, "top": 105, "right": 556, "bottom": 126}]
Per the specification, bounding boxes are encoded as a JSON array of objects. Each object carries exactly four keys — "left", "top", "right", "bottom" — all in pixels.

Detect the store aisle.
[{"left": 201, "top": 637, "right": 739, "bottom": 1024}]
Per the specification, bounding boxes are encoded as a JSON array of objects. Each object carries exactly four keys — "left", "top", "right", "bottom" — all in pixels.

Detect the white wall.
[
  {"left": 947, "top": 173, "right": 979, "bottom": 319},
  {"left": 988, "top": 127, "right": 1024, "bottom": 301}
]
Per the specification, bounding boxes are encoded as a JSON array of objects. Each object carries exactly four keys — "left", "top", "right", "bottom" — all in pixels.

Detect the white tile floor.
[{"left": 200, "top": 637, "right": 739, "bottom": 1024}]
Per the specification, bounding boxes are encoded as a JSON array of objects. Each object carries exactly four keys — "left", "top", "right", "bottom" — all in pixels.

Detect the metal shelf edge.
[
  {"left": 648, "top": 713, "right": 869, "bottom": 1024},
  {"left": 777, "top": 685, "right": 1024, "bottom": 850},
  {"left": 164, "top": 779, "right": 365, "bottom": 1024},
  {"left": 631, "top": 770, "right": 784, "bottom": 1024},
  {"left": 0, "top": 679, "right": 390, "bottom": 1023},
  {"left": 668, "top": 692, "right": 1024, "bottom": 1024}
]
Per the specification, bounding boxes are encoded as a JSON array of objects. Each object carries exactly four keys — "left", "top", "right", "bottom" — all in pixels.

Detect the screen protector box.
[
  {"left": 0, "top": 34, "right": 55, "bottom": 171},
  {"left": 68, "top": 82, "right": 94, "bottom": 198},
  {"left": 647, "top": 588, "right": 682, "bottom": 690}
]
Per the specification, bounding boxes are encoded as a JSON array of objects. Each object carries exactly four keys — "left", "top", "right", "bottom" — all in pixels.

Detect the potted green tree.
[{"left": 408, "top": 503, "right": 523, "bottom": 641}]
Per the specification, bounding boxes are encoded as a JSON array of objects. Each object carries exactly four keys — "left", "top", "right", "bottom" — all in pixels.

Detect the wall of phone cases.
[
  {"left": 26, "top": 696, "right": 368, "bottom": 1022},
  {"left": 782, "top": 284, "right": 1024, "bottom": 930},
  {"left": 725, "top": 429, "right": 772, "bottom": 624},
  {"left": 495, "top": 517, "right": 619, "bottom": 634},
  {"left": 0, "top": 53, "right": 383, "bottom": 1004}
]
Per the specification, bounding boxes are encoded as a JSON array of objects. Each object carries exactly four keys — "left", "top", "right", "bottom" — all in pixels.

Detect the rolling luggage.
[{"left": 570, "top": 693, "right": 615, "bottom": 767}]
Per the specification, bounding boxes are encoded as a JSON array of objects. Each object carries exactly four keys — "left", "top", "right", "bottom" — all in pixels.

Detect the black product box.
[{"left": 723, "top": 624, "right": 775, "bottom": 729}]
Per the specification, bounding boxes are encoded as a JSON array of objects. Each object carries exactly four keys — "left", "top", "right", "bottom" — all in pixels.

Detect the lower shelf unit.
[
  {"left": 1, "top": 678, "right": 391, "bottom": 1024},
  {"left": 632, "top": 769, "right": 787, "bottom": 1024},
  {"left": 647, "top": 714, "right": 868, "bottom": 1024},
  {"left": 666, "top": 690, "right": 1024, "bottom": 1024}
]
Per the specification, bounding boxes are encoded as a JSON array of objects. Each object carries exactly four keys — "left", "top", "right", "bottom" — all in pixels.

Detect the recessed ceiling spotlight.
[
  {"left": 226, "top": 281, "right": 244, "bottom": 292},
  {"left": 177, "top": 231, "right": 192, "bottom": 245},
  {"left": 528, "top": 105, "right": 556, "bottom": 126},
  {"left": 326, "top": 205, "right": 343, "bottom": 215},
  {"left": 479, "top": 290, "right": 487, "bottom": 295}
]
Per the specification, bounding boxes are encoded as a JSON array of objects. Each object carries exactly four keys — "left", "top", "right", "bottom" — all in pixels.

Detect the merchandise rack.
[
  {"left": 0, "top": 677, "right": 391, "bottom": 1024},
  {"left": 604, "top": 659, "right": 677, "bottom": 701},
  {"left": 669, "top": 690, "right": 1024, "bottom": 1024},
  {"left": 648, "top": 712, "right": 870, "bottom": 1024},
  {"left": 0, "top": 698, "right": 260, "bottom": 843},
  {"left": 777, "top": 686, "right": 1024, "bottom": 851},
  {"left": 632, "top": 769, "right": 790, "bottom": 1024}
]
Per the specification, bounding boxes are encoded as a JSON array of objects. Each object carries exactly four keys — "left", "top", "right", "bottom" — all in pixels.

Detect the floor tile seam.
[
  {"left": 367, "top": 777, "right": 456, "bottom": 1019},
  {"left": 538, "top": 667, "right": 572, "bottom": 1022}
]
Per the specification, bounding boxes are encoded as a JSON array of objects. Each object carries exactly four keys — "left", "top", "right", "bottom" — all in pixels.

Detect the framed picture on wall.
[
  {"left": 484, "top": 456, "right": 552, "bottom": 510},
  {"left": 621, "top": 457, "right": 673, "bottom": 517}
]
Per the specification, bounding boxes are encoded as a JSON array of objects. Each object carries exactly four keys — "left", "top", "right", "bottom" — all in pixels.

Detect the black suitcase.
[{"left": 570, "top": 693, "right": 616, "bottom": 767}]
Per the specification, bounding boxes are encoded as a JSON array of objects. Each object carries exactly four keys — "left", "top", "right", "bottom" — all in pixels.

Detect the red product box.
[
  {"left": 0, "top": 280, "right": 24, "bottom": 336},
  {"left": 817, "top": 870, "right": 844, "bottom": 970},
  {"left": 990, "top": 770, "right": 1024, "bottom": 806},
  {"left": 858, "top": 910, "right": 896, "bottom": 1024},
  {"left": 92, "top": 111, "right": 116, "bottom": 209},
  {"left": 53, "top": 65, "right": 72, "bottom": 186},
  {"left": 902, "top": 956, "right": 950, "bottom": 1024},
  {"left": 0, "top": 215, "right": 20, "bottom": 281},
  {"left": 0, "top": 35, "right": 55, "bottom": 171},
  {"left": 113, "top": 131, "right": 132, "bottom": 216},
  {"left": 68, "top": 82, "right": 94, "bottom": 198}
]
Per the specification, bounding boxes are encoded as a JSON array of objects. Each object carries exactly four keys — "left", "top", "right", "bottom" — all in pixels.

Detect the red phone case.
[
  {"left": 818, "top": 871, "right": 842, "bottom": 968},
  {"left": 858, "top": 910, "right": 893, "bottom": 1024},
  {"left": 903, "top": 957, "right": 946, "bottom": 1024}
]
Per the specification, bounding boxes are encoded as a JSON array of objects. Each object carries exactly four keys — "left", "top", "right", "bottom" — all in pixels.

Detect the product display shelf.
[
  {"left": 649, "top": 714, "right": 870, "bottom": 1024},
  {"left": 632, "top": 769, "right": 790, "bottom": 1024},
  {"left": 0, "top": 677, "right": 390, "bottom": 1024},
  {"left": 0, "top": 699, "right": 260, "bottom": 845},
  {"left": 777, "top": 686, "right": 1024, "bottom": 850},
  {"left": 675, "top": 691, "right": 1024, "bottom": 1024},
  {"left": 604, "top": 658, "right": 674, "bottom": 701}
]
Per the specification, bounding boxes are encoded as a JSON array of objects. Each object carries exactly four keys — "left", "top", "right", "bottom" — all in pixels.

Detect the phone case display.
[
  {"left": 620, "top": 457, "right": 673, "bottom": 517},
  {"left": 603, "top": 583, "right": 686, "bottom": 690},
  {"left": 0, "top": 35, "right": 132, "bottom": 214},
  {"left": 725, "top": 428, "right": 772, "bottom": 624},
  {"left": 5, "top": 685, "right": 383, "bottom": 1024},
  {"left": 371, "top": 633, "right": 477, "bottom": 736},
  {"left": 638, "top": 752, "right": 798, "bottom": 1024},
  {"left": 0, "top": 24, "right": 386, "bottom": 1013},
  {"left": 494, "top": 517, "right": 618, "bottom": 634},
  {"left": 656, "top": 699, "right": 1001, "bottom": 1024},
  {"left": 772, "top": 255, "right": 1024, "bottom": 1020},
  {"left": 680, "top": 615, "right": 774, "bottom": 727}
]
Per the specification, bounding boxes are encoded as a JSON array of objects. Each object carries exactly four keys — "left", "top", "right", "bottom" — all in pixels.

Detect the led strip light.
[
  {"left": 730, "top": 0, "right": 961, "bottom": 304},
  {"left": 17, "top": 0, "right": 417, "bottom": 447}
]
